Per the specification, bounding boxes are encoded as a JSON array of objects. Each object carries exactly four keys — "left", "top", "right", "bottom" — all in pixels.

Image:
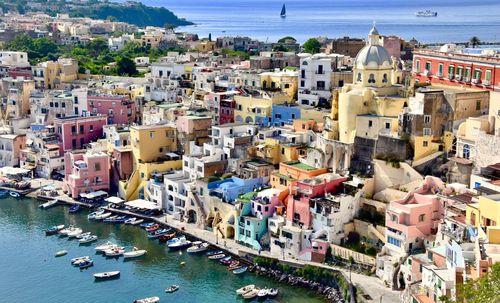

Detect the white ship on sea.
[{"left": 416, "top": 10, "right": 438, "bottom": 17}]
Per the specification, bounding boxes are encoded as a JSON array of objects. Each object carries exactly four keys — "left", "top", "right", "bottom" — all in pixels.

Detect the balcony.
[
  {"left": 315, "top": 70, "right": 325, "bottom": 75},
  {"left": 483, "top": 80, "right": 490, "bottom": 86},
  {"left": 455, "top": 75, "right": 462, "bottom": 81},
  {"left": 471, "top": 78, "right": 481, "bottom": 84},
  {"left": 464, "top": 77, "right": 471, "bottom": 83}
]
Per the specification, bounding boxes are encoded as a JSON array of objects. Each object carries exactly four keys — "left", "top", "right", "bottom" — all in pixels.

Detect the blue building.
[
  {"left": 208, "top": 176, "right": 265, "bottom": 204},
  {"left": 267, "top": 104, "right": 300, "bottom": 127}
]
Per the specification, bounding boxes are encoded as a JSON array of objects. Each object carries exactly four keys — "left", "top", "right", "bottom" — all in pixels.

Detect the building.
[
  {"left": 234, "top": 91, "right": 290, "bottom": 125},
  {"left": 0, "top": 51, "right": 30, "bottom": 68},
  {"left": 87, "top": 94, "right": 136, "bottom": 125},
  {"left": 32, "top": 58, "right": 78, "bottom": 89},
  {"left": 54, "top": 115, "right": 108, "bottom": 151},
  {"left": 297, "top": 54, "right": 334, "bottom": 107},
  {"left": 0, "top": 134, "right": 26, "bottom": 167},
  {"left": 413, "top": 45, "right": 500, "bottom": 91},
  {"left": 63, "top": 150, "right": 110, "bottom": 198}
]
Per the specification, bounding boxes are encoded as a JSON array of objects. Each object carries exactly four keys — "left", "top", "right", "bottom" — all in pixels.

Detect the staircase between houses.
[
  {"left": 367, "top": 224, "right": 385, "bottom": 243},
  {"left": 192, "top": 191, "right": 207, "bottom": 223}
]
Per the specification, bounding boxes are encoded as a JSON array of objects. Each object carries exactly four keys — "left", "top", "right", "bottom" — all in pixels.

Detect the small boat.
[
  {"left": 236, "top": 284, "right": 255, "bottom": 295},
  {"left": 75, "top": 232, "right": 91, "bottom": 239},
  {"left": 242, "top": 288, "right": 258, "bottom": 299},
  {"left": 55, "top": 250, "right": 67, "bottom": 257},
  {"left": 148, "top": 228, "right": 171, "bottom": 239},
  {"left": 124, "top": 217, "right": 139, "bottom": 224},
  {"left": 208, "top": 253, "right": 225, "bottom": 260},
  {"left": 206, "top": 250, "right": 224, "bottom": 256},
  {"left": 67, "top": 228, "right": 83, "bottom": 238},
  {"left": 134, "top": 297, "right": 160, "bottom": 303},
  {"left": 78, "top": 235, "right": 98, "bottom": 244},
  {"left": 104, "top": 247, "right": 125, "bottom": 257},
  {"left": 165, "top": 285, "right": 179, "bottom": 293},
  {"left": 59, "top": 226, "right": 78, "bottom": 237},
  {"left": 140, "top": 222, "right": 155, "bottom": 228},
  {"left": 88, "top": 209, "right": 106, "bottom": 220},
  {"left": 94, "top": 212, "right": 112, "bottom": 220},
  {"left": 0, "top": 189, "right": 8, "bottom": 197},
  {"left": 228, "top": 261, "right": 240, "bottom": 270},
  {"left": 103, "top": 215, "right": 118, "bottom": 223},
  {"left": 79, "top": 259, "right": 94, "bottom": 269},
  {"left": 158, "top": 232, "right": 176, "bottom": 243},
  {"left": 233, "top": 266, "right": 248, "bottom": 275},
  {"left": 146, "top": 224, "right": 160, "bottom": 232},
  {"left": 45, "top": 224, "right": 64, "bottom": 235},
  {"left": 95, "top": 241, "right": 117, "bottom": 252},
  {"left": 130, "top": 219, "right": 144, "bottom": 226},
  {"left": 71, "top": 256, "right": 90, "bottom": 264},
  {"left": 167, "top": 236, "right": 192, "bottom": 250},
  {"left": 69, "top": 204, "right": 81, "bottom": 213},
  {"left": 257, "top": 288, "right": 269, "bottom": 298},
  {"left": 267, "top": 288, "right": 279, "bottom": 297},
  {"left": 186, "top": 241, "right": 209, "bottom": 254},
  {"left": 40, "top": 199, "right": 58, "bottom": 209},
  {"left": 416, "top": 9, "right": 438, "bottom": 17},
  {"left": 9, "top": 191, "right": 20, "bottom": 198},
  {"left": 123, "top": 247, "right": 147, "bottom": 259},
  {"left": 280, "top": 3, "right": 286, "bottom": 18},
  {"left": 180, "top": 261, "right": 186, "bottom": 266},
  {"left": 94, "top": 271, "right": 120, "bottom": 280},
  {"left": 219, "top": 256, "right": 232, "bottom": 265}
]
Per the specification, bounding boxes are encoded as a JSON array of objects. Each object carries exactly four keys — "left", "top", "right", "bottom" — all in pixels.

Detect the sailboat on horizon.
[{"left": 280, "top": 3, "right": 286, "bottom": 18}]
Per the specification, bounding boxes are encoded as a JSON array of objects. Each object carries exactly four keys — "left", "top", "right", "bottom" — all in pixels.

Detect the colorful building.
[
  {"left": 234, "top": 91, "right": 290, "bottom": 125},
  {"left": 54, "top": 115, "right": 108, "bottom": 151},
  {"left": 63, "top": 150, "right": 110, "bottom": 198},
  {"left": 87, "top": 94, "right": 136, "bottom": 125}
]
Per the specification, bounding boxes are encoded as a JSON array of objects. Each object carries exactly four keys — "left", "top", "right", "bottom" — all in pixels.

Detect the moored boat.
[
  {"left": 134, "top": 296, "right": 160, "bottom": 303},
  {"left": 124, "top": 217, "right": 140, "bottom": 224},
  {"left": 145, "top": 224, "right": 160, "bottom": 232},
  {"left": 206, "top": 250, "right": 224, "bottom": 256},
  {"left": 40, "top": 199, "right": 58, "bottom": 209},
  {"left": 59, "top": 225, "right": 78, "bottom": 237},
  {"left": 55, "top": 250, "right": 67, "bottom": 257},
  {"left": 68, "top": 204, "right": 80, "bottom": 213},
  {"left": 208, "top": 253, "right": 225, "bottom": 260},
  {"left": 267, "top": 288, "right": 279, "bottom": 297},
  {"left": 9, "top": 191, "right": 20, "bottom": 198},
  {"left": 236, "top": 284, "right": 255, "bottom": 295},
  {"left": 78, "top": 235, "right": 98, "bottom": 244},
  {"left": 186, "top": 241, "right": 209, "bottom": 253},
  {"left": 165, "top": 285, "right": 179, "bottom": 293},
  {"left": 228, "top": 260, "right": 240, "bottom": 270},
  {"left": 75, "top": 232, "right": 91, "bottom": 239},
  {"left": 242, "top": 288, "right": 259, "bottom": 299},
  {"left": 88, "top": 209, "right": 106, "bottom": 220},
  {"left": 67, "top": 228, "right": 83, "bottom": 238},
  {"left": 158, "top": 232, "right": 176, "bottom": 243},
  {"left": 123, "top": 247, "right": 147, "bottom": 259},
  {"left": 94, "top": 271, "right": 120, "bottom": 280},
  {"left": 130, "top": 218, "right": 144, "bottom": 225},
  {"left": 166, "top": 236, "right": 192, "bottom": 250},
  {"left": 45, "top": 224, "right": 64, "bottom": 235},
  {"left": 148, "top": 228, "right": 171, "bottom": 239},
  {"left": 94, "top": 212, "right": 112, "bottom": 220},
  {"left": 71, "top": 256, "right": 90, "bottom": 264},
  {"left": 104, "top": 247, "right": 125, "bottom": 257},
  {"left": 257, "top": 288, "right": 269, "bottom": 298},
  {"left": 233, "top": 266, "right": 248, "bottom": 275},
  {"left": 78, "top": 259, "right": 94, "bottom": 269},
  {"left": 219, "top": 256, "right": 232, "bottom": 265},
  {"left": 139, "top": 222, "right": 155, "bottom": 228},
  {"left": 94, "top": 241, "right": 118, "bottom": 252}
]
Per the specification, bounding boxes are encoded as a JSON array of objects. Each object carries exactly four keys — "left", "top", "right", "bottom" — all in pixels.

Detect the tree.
[
  {"left": 278, "top": 36, "right": 297, "bottom": 43},
  {"left": 86, "top": 38, "right": 109, "bottom": 57},
  {"left": 208, "top": 33, "right": 212, "bottom": 42},
  {"left": 303, "top": 38, "right": 321, "bottom": 54},
  {"left": 455, "top": 263, "right": 500, "bottom": 303},
  {"left": 116, "top": 56, "right": 138, "bottom": 76},
  {"left": 470, "top": 36, "right": 481, "bottom": 48}
]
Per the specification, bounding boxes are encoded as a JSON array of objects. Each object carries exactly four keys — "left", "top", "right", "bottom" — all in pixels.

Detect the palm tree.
[{"left": 469, "top": 36, "right": 481, "bottom": 48}]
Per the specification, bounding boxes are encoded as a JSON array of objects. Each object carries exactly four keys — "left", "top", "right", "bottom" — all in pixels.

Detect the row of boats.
[
  {"left": 236, "top": 284, "right": 279, "bottom": 300},
  {"left": 206, "top": 250, "right": 248, "bottom": 275}
]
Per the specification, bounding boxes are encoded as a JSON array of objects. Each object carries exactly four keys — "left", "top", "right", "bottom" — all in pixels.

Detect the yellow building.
[
  {"left": 195, "top": 40, "right": 216, "bottom": 53},
  {"left": 137, "top": 33, "right": 164, "bottom": 48},
  {"left": 32, "top": 58, "right": 78, "bottom": 89},
  {"left": 466, "top": 195, "right": 500, "bottom": 243},
  {"left": 338, "top": 26, "right": 406, "bottom": 144},
  {"left": 119, "top": 124, "right": 182, "bottom": 200},
  {"left": 234, "top": 91, "right": 290, "bottom": 124},
  {"left": 260, "top": 70, "right": 298, "bottom": 99}
]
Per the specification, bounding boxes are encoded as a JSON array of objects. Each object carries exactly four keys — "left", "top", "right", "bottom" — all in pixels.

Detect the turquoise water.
[{"left": 0, "top": 197, "right": 323, "bottom": 303}]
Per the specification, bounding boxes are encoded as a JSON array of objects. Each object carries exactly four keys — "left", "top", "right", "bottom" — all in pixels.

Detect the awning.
[
  {"left": 125, "top": 199, "right": 159, "bottom": 210},
  {"left": 81, "top": 190, "right": 108, "bottom": 199},
  {"left": 105, "top": 196, "right": 125, "bottom": 204},
  {"left": 0, "top": 167, "right": 30, "bottom": 176}
]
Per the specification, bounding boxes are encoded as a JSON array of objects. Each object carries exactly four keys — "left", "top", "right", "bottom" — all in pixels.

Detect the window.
[
  {"left": 424, "top": 115, "right": 431, "bottom": 124},
  {"left": 301, "top": 70, "right": 305, "bottom": 78},
  {"left": 382, "top": 73, "right": 388, "bottom": 83},
  {"left": 71, "top": 125, "right": 76, "bottom": 134},
  {"left": 423, "top": 141, "right": 428, "bottom": 147},
  {"left": 408, "top": 259, "right": 412, "bottom": 265},
  {"left": 368, "top": 120, "right": 373, "bottom": 127},
  {"left": 281, "top": 148, "right": 285, "bottom": 155},
  {"left": 357, "top": 73, "right": 362, "bottom": 82},
  {"left": 485, "top": 70, "right": 492, "bottom": 83},
  {"left": 79, "top": 125, "right": 84, "bottom": 133},
  {"left": 89, "top": 125, "right": 93, "bottom": 132},
  {"left": 465, "top": 67, "right": 471, "bottom": 80},
  {"left": 94, "top": 162, "right": 101, "bottom": 171},
  {"left": 415, "top": 60, "right": 420, "bottom": 72},
  {"left": 74, "top": 96, "right": 78, "bottom": 104},
  {"left": 474, "top": 69, "right": 482, "bottom": 81},
  {"left": 419, "top": 214, "right": 425, "bottom": 222},
  {"left": 385, "top": 122, "right": 390, "bottom": 129},
  {"left": 476, "top": 100, "right": 481, "bottom": 111},
  {"left": 368, "top": 74, "right": 376, "bottom": 84},
  {"left": 448, "top": 65, "right": 455, "bottom": 78},
  {"left": 300, "top": 80, "right": 305, "bottom": 87},
  {"left": 438, "top": 63, "right": 444, "bottom": 76},
  {"left": 387, "top": 236, "right": 401, "bottom": 247},
  {"left": 150, "top": 132, "right": 154, "bottom": 139},
  {"left": 423, "top": 128, "right": 432, "bottom": 136},
  {"left": 291, "top": 114, "right": 296, "bottom": 119},
  {"left": 425, "top": 62, "right": 431, "bottom": 72}
]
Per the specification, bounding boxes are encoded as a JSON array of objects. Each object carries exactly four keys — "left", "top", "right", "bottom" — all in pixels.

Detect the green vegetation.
[
  {"left": 303, "top": 38, "right": 321, "bottom": 54},
  {"left": 215, "top": 48, "right": 251, "bottom": 60},
  {"left": 5, "top": 34, "right": 184, "bottom": 76},
  {"left": 278, "top": 36, "right": 297, "bottom": 43},
  {"left": 374, "top": 153, "right": 401, "bottom": 168},
  {"left": 2, "top": 0, "right": 192, "bottom": 28},
  {"left": 343, "top": 232, "right": 379, "bottom": 257},
  {"left": 358, "top": 208, "right": 385, "bottom": 226},
  {"left": 469, "top": 36, "right": 481, "bottom": 48}
]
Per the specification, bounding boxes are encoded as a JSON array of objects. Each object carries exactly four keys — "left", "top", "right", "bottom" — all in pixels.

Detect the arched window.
[
  {"left": 302, "top": 61, "right": 308, "bottom": 65},
  {"left": 463, "top": 144, "right": 470, "bottom": 159},
  {"left": 357, "top": 73, "right": 362, "bottom": 82},
  {"left": 382, "top": 73, "right": 388, "bottom": 83},
  {"left": 368, "top": 74, "right": 376, "bottom": 84}
]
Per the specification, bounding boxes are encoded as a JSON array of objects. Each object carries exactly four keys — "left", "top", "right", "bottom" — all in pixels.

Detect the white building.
[
  {"left": 297, "top": 54, "right": 333, "bottom": 107},
  {"left": 0, "top": 51, "right": 30, "bottom": 68}
]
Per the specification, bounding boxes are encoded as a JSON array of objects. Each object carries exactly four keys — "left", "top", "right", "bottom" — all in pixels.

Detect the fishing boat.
[
  {"left": 257, "top": 288, "right": 269, "bottom": 298},
  {"left": 94, "top": 212, "right": 112, "bottom": 220},
  {"left": 95, "top": 241, "right": 117, "bottom": 252},
  {"left": 94, "top": 271, "right": 120, "bottom": 280},
  {"left": 78, "top": 235, "right": 98, "bottom": 244},
  {"left": 124, "top": 247, "right": 147, "bottom": 259},
  {"left": 71, "top": 256, "right": 90, "bottom": 266},
  {"left": 40, "top": 199, "right": 58, "bottom": 209},
  {"left": 206, "top": 250, "right": 224, "bottom": 256},
  {"left": 236, "top": 284, "right": 255, "bottom": 295},
  {"left": 268, "top": 288, "right": 279, "bottom": 297},
  {"left": 233, "top": 266, "right": 248, "bottom": 275},
  {"left": 104, "top": 247, "right": 125, "bottom": 257},
  {"left": 416, "top": 10, "right": 438, "bottom": 17},
  {"left": 130, "top": 218, "right": 144, "bottom": 225},
  {"left": 55, "top": 250, "right": 67, "bottom": 257},
  {"left": 134, "top": 297, "right": 160, "bottom": 303},
  {"left": 165, "top": 285, "right": 179, "bottom": 293},
  {"left": 68, "top": 204, "right": 81, "bottom": 213},
  {"left": 79, "top": 259, "right": 94, "bottom": 269},
  {"left": 67, "top": 228, "right": 83, "bottom": 238},
  {"left": 167, "top": 236, "right": 192, "bottom": 250},
  {"left": 208, "top": 253, "right": 225, "bottom": 260},
  {"left": 9, "top": 191, "right": 20, "bottom": 198},
  {"left": 186, "top": 241, "right": 209, "bottom": 253},
  {"left": 219, "top": 256, "right": 232, "bottom": 265},
  {"left": 280, "top": 3, "right": 286, "bottom": 18},
  {"left": 45, "top": 224, "right": 64, "bottom": 235},
  {"left": 242, "top": 288, "right": 259, "bottom": 299},
  {"left": 88, "top": 209, "right": 106, "bottom": 220},
  {"left": 158, "top": 232, "right": 176, "bottom": 243},
  {"left": 148, "top": 228, "right": 171, "bottom": 239},
  {"left": 145, "top": 224, "right": 160, "bottom": 232},
  {"left": 228, "top": 260, "right": 240, "bottom": 270},
  {"left": 140, "top": 222, "right": 155, "bottom": 228}
]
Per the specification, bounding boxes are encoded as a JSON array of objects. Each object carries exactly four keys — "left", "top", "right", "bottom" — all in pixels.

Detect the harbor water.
[{"left": 0, "top": 197, "right": 323, "bottom": 302}]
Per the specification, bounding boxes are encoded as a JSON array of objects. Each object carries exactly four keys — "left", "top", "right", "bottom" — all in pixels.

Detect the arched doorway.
[
  {"left": 226, "top": 226, "right": 235, "bottom": 239},
  {"left": 463, "top": 144, "right": 470, "bottom": 159},
  {"left": 187, "top": 210, "right": 197, "bottom": 224}
]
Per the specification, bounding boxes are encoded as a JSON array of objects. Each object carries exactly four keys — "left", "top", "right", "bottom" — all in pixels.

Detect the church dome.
[{"left": 354, "top": 25, "right": 392, "bottom": 69}]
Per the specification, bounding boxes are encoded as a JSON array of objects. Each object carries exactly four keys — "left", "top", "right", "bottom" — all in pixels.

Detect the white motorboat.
[
  {"left": 55, "top": 250, "right": 67, "bottom": 257},
  {"left": 124, "top": 247, "right": 147, "bottom": 259},
  {"left": 87, "top": 208, "right": 106, "bottom": 220},
  {"left": 95, "top": 241, "right": 117, "bottom": 252},
  {"left": 39, "top": 199, "right": 58, "bottom": 209},
  {"left": 267, "top": 288, "right": 279, "bottom": 297},
  {"left": 70, "top": 256, "right": 90, "bottom": 264},
  {"left": 104, "top": 247, "right": 125, "bottom": 257},
  {"left": 236, "top": 284, "right": 255, "bottom": 295},
  {"left": 257, "top": 288, "right": 269, "bottom": 298},
  {"left": 72, "top": 257, "right": 91, "bottom": 266},
  {"left": 124, "top": 217, "right": 138, "bottom": 224},
  {"left": 59, "top": 225, "right": 78, "bottom": 237},
  {"left": 134, "top": 296, "right": 160, "bottom": 303},
  {"left": 67, "top": 228, "right": 83, "bottom": 238},
  {"left": 94, "top": 212, "right": 112, "bottom": 220},
  {"left": 130, "top": 218, "right": 144, "bottom": 225},
  {"left": 242, "top": 289, "right": 259, "bottom": 299},
  {"left": 78, "top": 235, "right": 98, "bottom": 244},
  {"left": 94, "top": 271, "right": 120, "bottom": 280},
  {"left": 167, "top": 236, "right": 192, "bottom": 250},
  {"left": 186, "top": 241, "right": 209, "bottom": 253},
  {"left": 75, "top": 232, "right": 91, "bottom": 239}
]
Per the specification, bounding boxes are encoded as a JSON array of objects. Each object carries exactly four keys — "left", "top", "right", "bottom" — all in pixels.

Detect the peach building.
[{"left": 64, "top": 150, "right": 110, "bottom": 198}]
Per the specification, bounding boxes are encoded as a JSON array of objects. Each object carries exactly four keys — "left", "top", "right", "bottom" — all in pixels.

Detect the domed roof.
[{"left": 355, "top": 45, "right": 392, "bottom": 67}]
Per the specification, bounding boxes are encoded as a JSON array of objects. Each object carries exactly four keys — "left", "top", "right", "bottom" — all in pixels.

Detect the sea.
[
  {"left": 0, "top": 197, "right": 322, "bottom": 303},
  {"left": 133, "top": 0, "right": 500, "bottom": 43}
]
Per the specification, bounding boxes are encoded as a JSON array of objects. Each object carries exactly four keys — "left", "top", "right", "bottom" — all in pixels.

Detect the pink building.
[
  {"left": 64, "top": 150, "right": 110, "bottom": 198},
  {"left": 286, "top": 173, "right": 347, "bottom": 227},
  {"left": 87, "top": 95, "right": 136, "bottom": 125},
  {"left": 54, "top": 115, "right": 108, "bottom": 151},
  {"left": 385, "top": 176, "right": 447, "bottom": 254}
]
